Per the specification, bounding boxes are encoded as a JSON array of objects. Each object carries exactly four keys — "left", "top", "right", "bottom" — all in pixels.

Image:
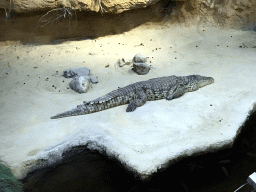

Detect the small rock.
[
  {"left": 69, "top": 76, "right": 91, "bottom": 93},
  {"left": 117, "top": 57, "right": 131, "bottom": 67},
  {"left": 132, "top": 63, "right": 151, "bottom": 75},
  {"left": 90, "top": 76, "right": 98, "bottom": 84},
  {"left": 133, "top": 53, "right": 147, "bottom": 63},
  {"left": 63, "top": 67, "right": 90, "bottom": 78}
]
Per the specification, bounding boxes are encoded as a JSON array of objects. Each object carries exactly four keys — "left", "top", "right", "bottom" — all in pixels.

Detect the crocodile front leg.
[
  {"left": 126, "top": 90, "right": 147, "bottom": 112},
  {"left": 166, "top": 84, "right": 186, "bottom": 100}
]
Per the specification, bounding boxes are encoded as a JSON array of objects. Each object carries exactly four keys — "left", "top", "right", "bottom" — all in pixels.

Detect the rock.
[
  {"left": 0, "top": 0, "right": 159, "bottom": 14},
  {"left": 69, "top": 76, "right": 91, "bottom": 93},
  {"left": 132, "top": 53, "right": 150, "bottom": 75},
  {"left": 63, "top": 67, "right": 90, "bottom": 78},
  {"left": 132, "top": 63, "right": 151, "bottom": 75},
  {"left": 63, "top": 67, "right": 98, "bottom": 93},
  {"left": 117, "top": 57, "right": 131, "bottom": 67},
  {"left": 90, "top": 76, "right": 98, "bottom": 84},
  {"left": 133, "top": 53, "right": 147, "bottom": 63}
]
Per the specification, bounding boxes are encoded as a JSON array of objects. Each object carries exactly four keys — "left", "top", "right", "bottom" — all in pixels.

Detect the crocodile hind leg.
[
  {"left": 166, "top": 84, "right": 186, "bottom": 100},
  {"left": 126, "top": 90, "right": 147, "bottom": 112}
]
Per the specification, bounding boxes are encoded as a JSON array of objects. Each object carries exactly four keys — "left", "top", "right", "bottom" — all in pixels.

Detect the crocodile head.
[{"left": 184, "top": 75, "right": 214, "bottom": 91}]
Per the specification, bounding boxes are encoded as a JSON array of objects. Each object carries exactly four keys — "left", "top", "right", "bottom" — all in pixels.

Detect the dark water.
[{"left": 21, "top": 109, "right": 256, "bottom": 192}]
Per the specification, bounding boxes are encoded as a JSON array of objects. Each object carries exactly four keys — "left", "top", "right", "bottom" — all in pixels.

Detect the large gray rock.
[
  {"left": 132, "top": 63, "right": 151, "bottom": 75},
  {"left": 63, "top": 67, "right": 98, "bottom": 93},
  {"left": 133, "top": 53, "right": 147, "bottom": 63},
  {"left": 132, "top": 53, "right": 150, "bottom": 75},
  {"left": 63, "top": 67, "right": 90, "bottom": 78},
  {"left": 69, "top": 76, "right": 91, "bottom": 93}
]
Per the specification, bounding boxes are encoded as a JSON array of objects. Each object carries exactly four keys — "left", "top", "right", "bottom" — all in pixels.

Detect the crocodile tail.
[
  {"left": 50, "top": 104, "right": 92, "bottom": 119},
  {"left": 51, "top": 108, "right": 82, "bottom": 119}
]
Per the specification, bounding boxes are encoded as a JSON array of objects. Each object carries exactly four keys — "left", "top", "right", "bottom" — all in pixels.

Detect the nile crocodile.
[{"left": 51, "top": 75, "right": 214, "bottom": 119}]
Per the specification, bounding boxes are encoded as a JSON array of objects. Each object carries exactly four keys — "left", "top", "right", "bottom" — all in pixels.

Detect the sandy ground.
[{"left": 0, "top": 23, "right": 256, "bottom": 179}]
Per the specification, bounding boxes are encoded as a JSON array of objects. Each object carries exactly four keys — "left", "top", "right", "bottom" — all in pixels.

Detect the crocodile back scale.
[{"left": 51, "top": 75, "right": 214, "bottom": 119}]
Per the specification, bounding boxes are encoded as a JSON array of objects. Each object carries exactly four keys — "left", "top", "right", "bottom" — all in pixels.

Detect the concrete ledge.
[{"left": 0, "top": 25, "right": 255, "bottom": 180}]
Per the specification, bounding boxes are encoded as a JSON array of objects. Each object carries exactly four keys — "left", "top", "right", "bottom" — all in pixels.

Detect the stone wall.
[
  {"left": 0, "top": 0, "right": 160, "bottom": 13},
  {"left": 0, "top": 0, "right": 255, "bottom": 43}
]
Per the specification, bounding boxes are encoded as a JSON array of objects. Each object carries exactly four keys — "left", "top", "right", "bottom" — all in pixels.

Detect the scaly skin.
[{"left": 51, "top": 75, "right": 214, "bottom": 119}]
